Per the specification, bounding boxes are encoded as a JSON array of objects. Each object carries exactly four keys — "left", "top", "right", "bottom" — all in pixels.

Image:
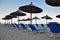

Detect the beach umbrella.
[
  {"left": 18, "top": 19, "right": 27, "bottom": 23},
  {"left": 2, "top": 18, "right": 6, "bottom": 24},
  {"left": 56, "top": 14, "right": 60, "bottom": 22},
  {"left": 2, "top": 17, "right": 8, "bottom": 24},
  {"left": 42, "top": 15, "right": 52, "bottom": 24},
  {"left": 33, "top": 16, "right": 40, "bottom": 24},
  {"left": 5, "top": 15, "right": 17, "bottom": 23},
  {"left": 19, "top": 19, "right": 27, "bottom": 21},
  {"left": 10, "top": 10, "right": 26, "bottom": 24},
  {"left": 26, "top": 18, "right": 32, "bottom": 21},
  {"left": 26, "top": 18, "right": 33, "bottom": 24},
  {"left": 56, "top": 14, "right": 60, "bottom": 18},
  {"left": 6, "top": 15, "right": 17, "bottom": 18},
  {"left": 2, "top": 17, "right": 12, "bottom": 20},
  {"left": 45, "top": 0, "right": 60, "bottom": 6},
  {"left": 18, "top": 19, "right": 27, "bottom": 22},
  {"left": 19, "top": 2, "right": 43, "bottom": 24},
  {"left": 2, "top": 17, "right": 12, "bottom": 24},
  {"left": 4, "top": 17, "right": 12, "bottom": 24}
]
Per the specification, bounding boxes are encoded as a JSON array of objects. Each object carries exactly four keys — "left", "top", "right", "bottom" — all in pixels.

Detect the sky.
[{"left": 0, "top": 0, "right": 60, "bottom": 24}]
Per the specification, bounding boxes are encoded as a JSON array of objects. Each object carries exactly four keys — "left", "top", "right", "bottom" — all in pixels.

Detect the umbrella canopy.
[
  {"left": 42, "top": 15, "right": 52, "bottom": 19},
  {"left": 2, "top": 17, "right": 12, "bottom": 20},
  {"left": 18, "top": 19, "right": 27, "bottom": 21},
  {"left": 19, "top": 2, "right": 43, "bottom": 13},
  {"left": 26, "top": 18, "right": 32, "bottom": 21},
  {"left": 33, "top": 16, "right": 40, "bottom": 19},
  {"left": 56, "top": 14, "right": 60, "bottom": 18},
  {"left": 19, "top": 2, "right": 43, "bottom": 24},
  {"left": 45, "top": 0, "right": 60, "bottom": 6},
  {"left": 6, "top": 15, "right": 17, "bottom": 18},
  {"left": 10, "top": 10, "right": 26, "bottom": 16}
]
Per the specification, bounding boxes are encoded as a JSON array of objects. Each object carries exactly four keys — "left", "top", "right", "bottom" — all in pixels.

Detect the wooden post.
[
  {"left": 5, "top": 20, "right": 6, "bottom": 24},
  {"left": 35, "top": 19, "right": 37, "bottom": 24},
  {"left": 30, "top": 2, "right": 32, "bottom": 24},
  {"left": 36, "top": 19, "right": 37, "bottom": 24},
  {"left": 11, "top": 19, "right": 12, "bottom": 24},
  {"left": 46, "top": 19, "right": 47, "bottom": 24},
  {"left": 30, "top": 13, "right": 32, "bottom": 24},
  {"left": 7, "top": 20, "right": 8, "bottom": 24},
  {"left": 18, "top": 16, "right": 20, "bottom": 24}
]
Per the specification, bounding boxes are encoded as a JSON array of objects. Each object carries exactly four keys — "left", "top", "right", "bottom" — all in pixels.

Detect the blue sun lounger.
[
  {"left": 28, "top": 24, "right": 46, "bottom": 33},
  {"left": 19, "top": 23, "right": 27, "bottom": 30},
  {"left": 5, "top": 24, "right": 12, "bottom": 28},
  {"left": 47, "top": 22, "right": 60, "bottom": 33},
  {"left": 4, "top": 24, "right": 18, "bottom": 28},
  {"left": 9, "top": 24, "right": 20, "bottom": 30},
  {"left": 34, "top": 24, "right": 47, "bottom": 28},
  {"left": 14, "top": 24, "right": 20, "bottom": 29},
  {"left": 10, "top": 24, "right": 15, "bottom": 28},
  {"left": 47, "top": 22, "right": 60, "bottom": 37},
  {"left": 8, "top": 24, "right": 13, "bottom": 27}
]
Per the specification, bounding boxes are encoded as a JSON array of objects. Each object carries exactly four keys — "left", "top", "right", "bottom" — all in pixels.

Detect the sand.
[{"left": 0, "top": 24, "right": 60, "bottom": 40}]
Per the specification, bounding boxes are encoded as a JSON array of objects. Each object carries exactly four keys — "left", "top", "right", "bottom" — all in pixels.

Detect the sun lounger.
[
  {"left": 14, "top": 24, "right": 20, "bottom": 29},
  {"left": 47, "top": 22, "right": 60, "bottom": 33},
  {"left": 8, "top": 24, "right": 13, "bottom": 27},
  {"left": 28, "top": 24, "right": 46, "bottom": 33},
  {"left": 11, "top": 24, "right": 17, "bottom": 28},
  {"left": 47, "top": 22, "right": 60, "bottom": 37},
  {"left": 19, "top": 23, "right": 27, "bottom": 30},
  {"left": 5, "top": 24, "right": 12, "bottom": 27}
]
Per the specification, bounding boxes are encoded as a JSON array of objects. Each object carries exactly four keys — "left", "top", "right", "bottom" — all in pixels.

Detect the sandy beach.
[{"left": 0, "top": 24, "right": 60, "bottom": 40}]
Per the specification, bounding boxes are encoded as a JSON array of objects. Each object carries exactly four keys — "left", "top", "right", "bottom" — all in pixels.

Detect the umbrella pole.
[
  {"left": 30, "top": 13, "right": 32, "bottom": 24},
  {"left": 36, "top": 20, "right": 37, "bottom": 24},
  {"left": 7, "top": 20, "right": 8, "bottom": 24},
  {"left": 6, "top": 20, "right": 7, "bottom": 24},
  {"left": 11, "top": 19, "right": 12, "bottom": 24},
  {"left": 46, "top": 19, "right": 47, "bottom": 24},
  {"left": 23, "top": 21, "right": 24, "bottom": 24},
  {"left": 35, "top": 19, "right": 37, "bottom": 24},
  {"left": 18, "top": 16, "right": 19, "bottom": 24},
  {"left": 5, "top": 20, "right": 6, "bottom": 24}
]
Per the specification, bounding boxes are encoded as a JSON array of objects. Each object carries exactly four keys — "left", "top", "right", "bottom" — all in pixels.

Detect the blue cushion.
[
  {"left": 20, "top": 24, "right": 27, "bottom": 29},
  {"left": 47, "top": 22, "right": 60, "bottom": 33},
  {"left": 29, "top": 24, "right": 38, "bottom": 31}
]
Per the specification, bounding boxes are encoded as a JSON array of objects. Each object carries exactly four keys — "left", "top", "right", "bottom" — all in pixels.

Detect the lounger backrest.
[
  {"left": 15, "top": 24, "right": 20, "bottom": 28},
  {"left": 20, "top": 24, "right": 27, "bottom": 29},
  {"left": 34, "top": 24, "right": 39, "bottom": 27},
  {"left": 41, "top": 24, "right": 44, "bottom": 27},
  {"left": 29, "top": 24, "right": 37, "bottom": 31},
  {"left": 11, "top": 24, "right": 16, "bottom": 28},
  {"left": 9, "top": 24, "right": 13, "bottom": 27},
  {"left": 47, "top": 22, "right": 60, "bottom": 33}
]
